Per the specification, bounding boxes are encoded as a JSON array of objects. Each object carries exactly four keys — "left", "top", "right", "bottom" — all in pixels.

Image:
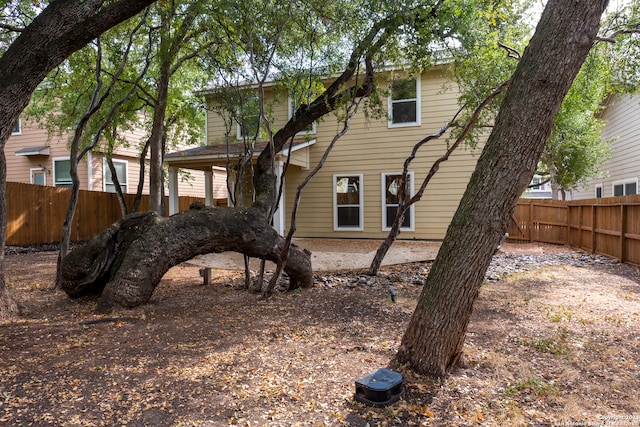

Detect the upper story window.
[
  {"left": 613, "top": 178, "right": 638, "bottom": 197},
  {"left": 388, "top": 78, "right": 420, "bottom": 128},
  {"left": 104, "top": 159, "right": 128, "bottom": 193},
  {"left": 12, "top": 119, "right": 21, "bottom": 135},
  {"left": 236, "top": 96, "right": 260, "bottom": 140},
  {"left": 530, "top": 175, "right": 551, "bottom": 192},
  {"left": 53, "top": 158, "right": 73, "bottom": 188},
  {"left": 288, "top": 97, "right": 316, "bottom": 135}
]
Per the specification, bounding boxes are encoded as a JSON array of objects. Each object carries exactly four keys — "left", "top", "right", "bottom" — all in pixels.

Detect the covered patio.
[{"left": 165, "top": 138, "right": 316, "bottom": 235}]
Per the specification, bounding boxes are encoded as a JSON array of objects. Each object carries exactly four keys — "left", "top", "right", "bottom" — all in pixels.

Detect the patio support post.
[
  {"left": 273, "top": 160, "right": 285, "bottom": 236},
  {"left": 168, "top": 166, "right": 179, "bottom": 215},
  {"left": 205, "top": 169, "right": 213, "bottom": 207}
]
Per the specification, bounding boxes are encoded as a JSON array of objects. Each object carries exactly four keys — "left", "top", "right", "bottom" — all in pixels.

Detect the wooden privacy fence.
[
  {"left": 6, "top": 182, "right": 212, "bottom": 246},
  {"left": 508, "top": 195, "right": 640, "bottom": 265}
]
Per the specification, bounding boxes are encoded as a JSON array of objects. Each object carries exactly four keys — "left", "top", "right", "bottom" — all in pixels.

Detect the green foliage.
[
  {"left": 0, "top": 1, "right": 42, "bottom": 52},
  {"left": 25, "top": 0, "right": 213, "bottom": 156},
  {"left": 450, "top": 1, "right": 640, "bottom": 194},
  {"left": 539, "top": 57, "right": 613, "bottom": 193},
  {"left": 538, "top": 0, "right": 640, "bottom": 194},
  {"left": 600, "top": 1, "right": 640, "bottom": 94},
  {"left": 447, "top": 0, "right": 533, "bottom": 147}
]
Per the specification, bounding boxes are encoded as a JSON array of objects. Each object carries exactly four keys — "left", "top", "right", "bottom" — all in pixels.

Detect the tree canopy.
[
  {"left": 0, "top": 0, "right": 158, "bottom": 317},
  {"left": 449, "top": 1, "right": 640, "bottom": 197}
]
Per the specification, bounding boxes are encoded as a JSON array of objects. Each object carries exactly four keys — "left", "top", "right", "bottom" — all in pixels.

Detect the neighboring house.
[
  {"left": 571, "top": 93, "right": 640, "bottom": 200},
  {"left": 6, "top": 118, "right": 223, "bottom": 200},
  {"left": 166, "top": 67, "right": 485, "bottom": 240},
  {"left": 522, "top": 174, "right": 553, "bottom": 199}
]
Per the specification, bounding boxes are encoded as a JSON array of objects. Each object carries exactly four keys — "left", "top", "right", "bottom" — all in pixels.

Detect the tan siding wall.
[
  {"left": 7, "top": 119, "right": 209, "bottom": 198},
  {"left": 206, "top": 104, "right": 230, "bottom": 145},
  {"left": 571, "top": 94, "right": 640, "bottom": 200},
  {"left": 280, "top": 70, "right": 481, "bottom": 240},
  {"left": 288, "top": 147, "right": 309, "bottom": 168},
  {"left": 204, "top": 70, "right": 481, "bottom": 239},
  {"left": 174, "top": 168, "right": 209, "bottom": 198},
  {"left": 5, "top": 120, "right": 90, "bottom": 189}
]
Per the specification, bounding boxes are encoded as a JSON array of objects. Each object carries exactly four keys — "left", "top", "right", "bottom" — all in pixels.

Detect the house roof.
[
  {"left": 165, "top": 138, "right": 316, "bottom": 170},
  {"left": 15, "top": 145, "right": 50, "bottom": 156}
]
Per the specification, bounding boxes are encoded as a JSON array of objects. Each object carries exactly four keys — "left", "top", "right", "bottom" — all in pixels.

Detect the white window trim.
[
  {"left": 236, "top": 120, "right": 251, "bottom": 141},
  {"left": 288, "top": 96, "right": 316, "bottom": 135},
  {"left": 103, "top": 158, "right": 128, "bottom": 193},
  {"left": 594, "top": 183, "right": 603, "bottom": 198},
  {"left": 30, "top": 167, "right": 46, "bottom": 185},
  {"left": 612, "top": 177, "right": 638, "bottom": 197},
  {"left": 333, "top": 173, "right": 364, "bottom": 231},
  {"left": 52, "top": 157, "right": 71, "bottom": 188},
  {"left": 388, "top": 77, "right": 421, "bottom": 128},
  {"left": 235, "top": 97, "right": 260, "bottom": 141},
  {"left": 12, "top": 118, "right": 22, "bottom": 135},
  {"left": 529, "top": 175, "right": 551, "bottom": 192},
  {"left": 381, "top": 172, "right": 415, "bottom": 232}
]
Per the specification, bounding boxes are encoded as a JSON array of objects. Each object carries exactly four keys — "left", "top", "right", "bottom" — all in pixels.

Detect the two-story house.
[
  {"left": 6, "top": 118, "right": 226, "bottom": 200},
  {"left": 570, "top": 93, "right": 640, "bottom": 200},
  {"left": 166, "top": 67, "right": 485, "bottom": 239}
]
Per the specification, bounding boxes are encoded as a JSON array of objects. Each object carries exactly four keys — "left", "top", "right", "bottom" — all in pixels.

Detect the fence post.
[
  {"left": 620, "top": 203, "right": 626, "bottom": 263},
  {"left": 591, "top": 205, "right": 597, "bottom": 254},
  {"left": 528, "top": 201, "right": 533, "bottom": 242}
]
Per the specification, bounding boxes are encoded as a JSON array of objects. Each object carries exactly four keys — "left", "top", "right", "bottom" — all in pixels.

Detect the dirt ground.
[{"left": 1, "top": 242, "right": 639, "bottom": 426}]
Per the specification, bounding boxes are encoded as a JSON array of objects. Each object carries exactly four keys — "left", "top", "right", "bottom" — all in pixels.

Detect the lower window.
[
  {"left": 595, "top": 184, "right": 603, "bottom": 198},
  {"left": 53, "top": 158, "right": 72, "bottom": 188},
  {"left": 104, "top": 159, "right": 128, "bottom": 193},
  {"left": 613, "top": 178, "right": 637, "bottom": 197},
  {"left": 30, "top": 168, "right": 46, "bottom": 186},
  {"left": 382, "top": 172, "right": 414, "bottom": 230},
  {"left": 334, "top": 174, "right": 363, "bottom": 230}
]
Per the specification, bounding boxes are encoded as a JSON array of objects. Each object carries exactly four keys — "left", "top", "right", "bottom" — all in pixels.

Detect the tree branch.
[
  {"left": 596, "top": 28, "right": 640, "bottom": 43},
  {"left": 498, "top": 42, "right": 521, "bottom": 60},
  {"left": 0, "top": 22, "right": 24, "bottom": 32},
  {"left": 262, "top": 60, "right": 373, "bottom": 296}
]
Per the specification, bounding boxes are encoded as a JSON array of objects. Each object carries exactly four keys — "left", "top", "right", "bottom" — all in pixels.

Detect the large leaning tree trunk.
[
  {"left": 0, "top": 0, "right": 156, "bottom": 319},
  {"left": 396, "top": 0, "right": 608, "bottom": 377},
  {"left": 59, "top": 15, "right": 392, "bottom": 310},
  {"left": 59, "top": 206, "right": 312, "bottom": 312}
]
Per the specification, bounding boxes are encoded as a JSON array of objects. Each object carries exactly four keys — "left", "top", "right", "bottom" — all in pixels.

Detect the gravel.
[
  {"left": 4, "top": 243, "right": 63, "bottom": 255},
  {"left": 484, "top": 250, "right": 618, "bottom": 281},
  {"left": 314, "top": 249, "right": 619, "bottom": 289},
  {"left": 4, "top": 242, "right": 84, "bottom": 256},
  {"left": 7, "top": 242, "right": 619, "bottom": 290}
]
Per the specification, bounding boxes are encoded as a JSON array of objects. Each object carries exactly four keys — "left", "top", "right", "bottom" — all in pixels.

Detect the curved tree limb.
[
  {"left": 369, "top": 78, "right": 512, "bottom": 275},
  {"left": 60, "top": 206, "right": 312, "bottom": 312}
]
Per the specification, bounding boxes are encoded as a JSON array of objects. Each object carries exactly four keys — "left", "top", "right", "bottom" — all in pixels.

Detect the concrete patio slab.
[{"left": 187, "top": 238, "right": 441, "bottom": 272}]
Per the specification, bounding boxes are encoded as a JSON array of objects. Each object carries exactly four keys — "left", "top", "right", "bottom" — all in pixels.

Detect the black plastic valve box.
[{"left": 354, "top": 368, "right": 405, "bottom": 407}]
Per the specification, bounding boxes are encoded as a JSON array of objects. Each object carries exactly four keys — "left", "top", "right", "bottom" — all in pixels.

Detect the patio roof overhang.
[{"left": 165, "top": 138, "right": 316, "bottom": 171}]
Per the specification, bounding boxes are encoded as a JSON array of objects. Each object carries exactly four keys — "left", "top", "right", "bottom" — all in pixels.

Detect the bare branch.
[
  {"left": 596, "top": 28, "right": 640, "bottom": 43},
  {"left": 498, "top": 42, "right": 521, "bottom": 60},
  {"left": 369, "top": 78, "right": 512, "bottom": 275},
  {"left": 0, "top": 22, "right": 24, "bottom": 32}
]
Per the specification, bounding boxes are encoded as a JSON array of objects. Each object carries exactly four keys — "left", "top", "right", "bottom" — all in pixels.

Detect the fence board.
[
  {"left": 510, "top": 196, "right": 640, "bottom": 266},
  {"left": 5, "top": 182, "right": 211, "bottom": 246}
]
